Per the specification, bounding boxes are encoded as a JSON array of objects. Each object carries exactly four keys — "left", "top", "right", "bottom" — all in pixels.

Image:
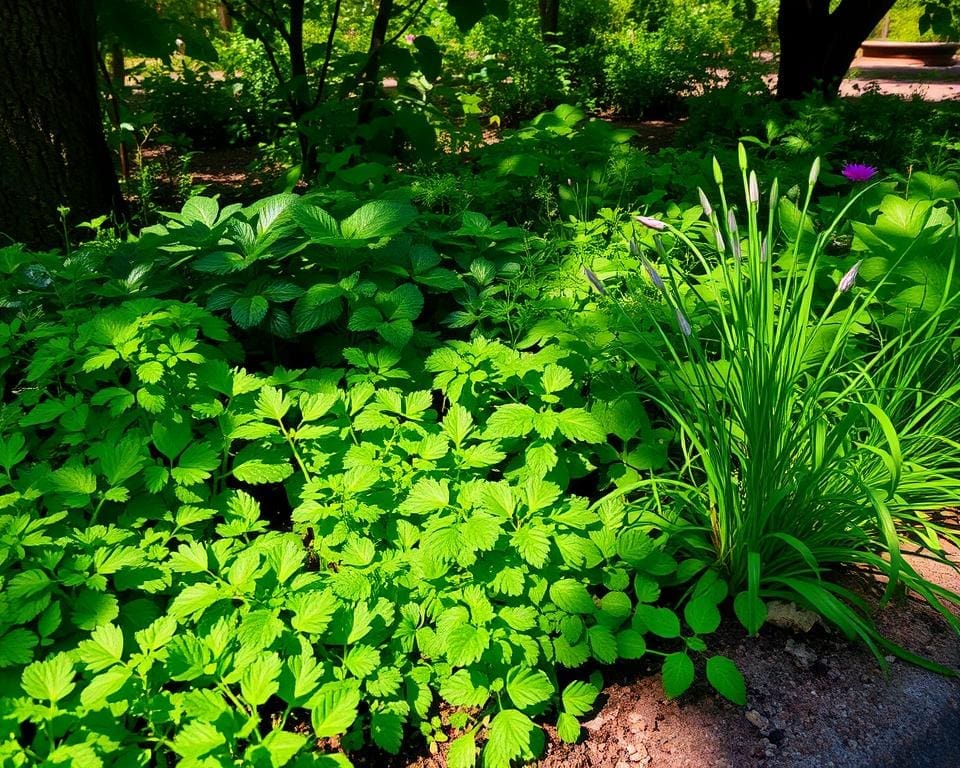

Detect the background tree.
[
  {"left": 0, "top": 0, "right": 124, "bottom": 248},
  {"left": 775, "top": 0, "right": 958, "bottom": 99}
]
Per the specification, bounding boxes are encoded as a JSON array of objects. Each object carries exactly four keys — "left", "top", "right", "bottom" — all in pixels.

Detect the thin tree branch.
[{"left": 313, "top": 0, "right": 343, "bottom": 107}]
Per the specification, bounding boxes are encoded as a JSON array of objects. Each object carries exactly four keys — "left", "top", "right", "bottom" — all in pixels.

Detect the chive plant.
[{"left": 605, "top": 145, "right": 960, "bottom": 670}]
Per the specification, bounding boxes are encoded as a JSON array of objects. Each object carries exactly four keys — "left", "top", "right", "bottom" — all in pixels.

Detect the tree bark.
[
  {"left": 538, "top": 0, "right": 561, "bottom": 38},
  {"left": 776, "top": 0, "right": 897, "bottom": 99},
  {"left": 357, "top": 0, "right": 395, "bottom": 127},
  {"left": 217, "top": 2, "right": 232, "bottom": 31},
  {"left": 0, "top": 0, "right": 123, "bottom": 248}
]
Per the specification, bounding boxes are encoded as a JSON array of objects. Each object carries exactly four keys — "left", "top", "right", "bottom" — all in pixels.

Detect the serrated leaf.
[
  {"left": 80, "top": 665, "right": 131, "bottom": 710},
  {"left": 706, "top": 655, "right": 746, "bottom": 705},
  {"left": 485, "top": 403, "right": 536, "bottom": 438},
  {"left": 506, "top": 666, "right": 554, "bottom": 710},
  {"left": 169, "top": 582, "right": 224, "bottom": 619},
  {"left": 310, "top": 682, "right": 361, "bottom": 738},
  {"left": 241, "top": 652, "right": 283, "bottom": 706},
  {"left": 512, "top": 526, "right": 550, "bottom": 568},
  {"left": 555, "top": 408, "right": 605, "bottom": 443},
  {"left": 233, "top": 460, "right": 294, "bottom": 484},
  {"left": 371, "top": 710, "right": 403, "bottom": 754},
  {"left": 258, "top": 386, "right": 293, "bottom": 421},
  {"left": 258, "top": 729, "right": 308, "bottom": 767},
  {"left": 340, "top": 201, "right": 416, "bottom": 240},
  {"left": 21, "top": 653, "right": 76, "bottom": 702},
  {"left": 556, "top": 712, "right": 581, "bottom": 743},
  {"left": 561, "top": 680, "right": 598, "bottom": 717},
  {"left": 171, "top": 720, "right": 226, "bottom": 760},
  {"left": 549, "top": 580, "right": 596, "bottom": 614},
  {"left": 0, "top": 628, "right": 38, "bottom": 667},
  {"left": 343, "top": 645, "right": 380, "bottom": 679},
  {"left": 483, "top": 709, "right": 538, "bottom": 768},
  {"left": 76, "top": 623, "right": 124, "bottom": 672},
  {"left": 661, "top": 652, "right": 695, "bottom": 699},
  {"left": 71, "top": 590, "right": 119, "bottom": 630},
  {"left": 447, "top": 731, "right": 477, "bottom": 768},
  {"left": 290, "top": 589, "right": 337, "bottom": 635},
  {"left": 616, "top": 629, "right": 646, "bottom": 659},
  {"left": 587, "top": 624, "right": 617, "bottom": 663},
  {"left": 446, "top": 624, "right": 489, "bottom": 667},
  {"left": 232, "top": 295, "right": 270, "bottom": 327},
  {"left": 399, "top": 478, "right": 450, "bottom": 515}
]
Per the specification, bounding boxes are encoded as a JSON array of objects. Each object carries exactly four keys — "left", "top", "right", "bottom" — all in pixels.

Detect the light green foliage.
[{"left": 0, "top": 191, "right": 735, "bottom": 766}]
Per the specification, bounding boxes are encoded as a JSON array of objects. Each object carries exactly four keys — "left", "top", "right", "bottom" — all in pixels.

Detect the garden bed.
[{"left": 408, "top": 540, "right": 960, "bottom": 768}]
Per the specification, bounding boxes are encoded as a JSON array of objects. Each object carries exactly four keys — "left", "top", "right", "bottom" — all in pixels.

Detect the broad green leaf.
[
  {"left": 257, "top": 729, "right": 307, "bottom": 767},
  {"left": 733, "top": 592, "right": 767, "bottom": 635},
  {"left": 483, "top": 709, "right": 539, "bottom": 768},
  {"left": 340, "top": 201, "right": 417, "bottom": 240},
  {"left": 705, "top": 655, "right": 746, "bottom": 705},
  {"left": 446, "top": 624, "right": 489, "bottom": 667},
  {"left": 310, "top": 682, "right": 361, "bottom": 738},
  {"left": 561, "top": 680, "right": 599, "bottom": 716},
  {"left": 71, "top": 590, "right": 119, "bottom": 631},
  {"left": 541, "top": 364, "right": 573, "bottom": 393},
  {"left": 152, "top": 420, "right": 192, "bottom": 461},
  {"left": 399, "top": 478, "right": 450, "bottom": 514},
  {"left": 290, "top": 590, "right": 337, "bottom": 635},
  {"left": 447, "top": 731, "right": 477, "bottom": 768},
  {"left": 485, "top": 403, "right": 536, "bottom": 438},
  {"left": 506, "top": 666, "right": 554, "bottom": 710},
  {"left": 684, "top": 597, "right": 722, "bottom": 635},
  {"left": 80, "top": 665, "right": 131, "bottom": 710},
  {"left": 556, "top": 712, "right": 581, "bottom": 743},
  {"left": 0, "top": 628, "right": 38, "bottom": 667},
  {"left": 173, "top": 443, "right": 219, "bottom": 485},
  {"left": 616, "top": 629, "right": 646, "bottom": 659},
  {"left": 549, "top": 580, "right": 596, "bottom": 615},
  {"left": 241, "top": 652, "right": 283, "bottom": 706},
  {"left": 343, "top": 645, "right": 380, "bottom": 679},
  {"left": 169, "top": 582, "right": 224, "bottom": 619},
  {"left": 76, "top": 623, "right": 124, "bottom": 672},
  {"left": 52, "top": 465, "right": 97, "bottom": 495},
  {"left": 587, "top": 625, "right": 617, "bottom": 664},
  {"left": 232, "top": 295, "right": 270, "bottom": 327},
  {"left": 661, "top": 652, "right": 695, "bottom": 699},
  {"left": 371, "top": 710, "right": 403, "bottom": 754},
  {"left": 633, "top": 605, "right": 680, "bottom": 639},
  {"left": 258, "top": 386, "right": 293, "bottom": 421},
  {"left": 171, "top": 720, "right": 226, "bottom": 760},
  {"left": 512, "top": 526, "right": 550, "bottom": 568},
  {"left": 233, "top": 460, "right": 294, "bottom": 484},
  {"left": 21, "top": 653, "right": 76, "bottom": 703},
  {"left": 238, "top": 609, "right": 285, "bottom": 651},
  {"left": 555, "top": 408, "right": 605, "bottom": 443}
]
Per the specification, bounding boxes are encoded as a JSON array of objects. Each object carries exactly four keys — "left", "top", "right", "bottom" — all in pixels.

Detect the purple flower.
[
  {"left": 635, "top": 214, "right": 666, "bottom": 231},
  {"left": 642, "top": 256, "right": 665, "bottom": 291},
  {"left": 838, "top": 260, "right": 863, "bottom": 293},
  {"left": 841, "top": 163, "right": 877, "bottom": 183},
  {"left": 676, "top": 309, "right": 692, "bottom": 337},
  {"left": 584, "top": 267, "right": 607, "bottom": 295},
  {"left": 404, "top": 34, "right": 416, "bottom": 44}
]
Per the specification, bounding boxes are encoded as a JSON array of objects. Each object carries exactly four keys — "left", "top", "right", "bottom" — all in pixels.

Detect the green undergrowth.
[{"left": 2, "top": 140, "right": 960, "bottom": 768}]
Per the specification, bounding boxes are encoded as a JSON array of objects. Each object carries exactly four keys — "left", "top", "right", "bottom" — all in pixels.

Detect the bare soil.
[{"left": 395, "top": 537, "right": 960, "bottom": 768}]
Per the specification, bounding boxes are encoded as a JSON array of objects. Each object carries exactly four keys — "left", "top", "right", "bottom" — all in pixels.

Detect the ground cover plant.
[{"left": 2, "top": 140, "right": 960, "bottom": 766}]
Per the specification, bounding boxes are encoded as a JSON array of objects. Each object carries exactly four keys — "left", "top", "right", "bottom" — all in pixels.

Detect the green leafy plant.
[{"left": 596, "top": 147, "right": 960, "bottom": 668}]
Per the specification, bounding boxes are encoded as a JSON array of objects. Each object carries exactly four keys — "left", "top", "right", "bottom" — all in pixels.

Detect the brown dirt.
[{"left": 399, "top": 536, "right": 960, "bottom": 768}]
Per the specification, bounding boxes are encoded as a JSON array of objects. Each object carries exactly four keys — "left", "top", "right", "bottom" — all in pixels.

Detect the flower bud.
[
  {"left": 837, "top": 260, "right": 862, "bottom": 293},
  {"left": 712, "top": 157, "right": 724, "bottom": 185},
  {"left": 635, "top": 214, "right": 666, "bottom": 231},
  {"left": 642, "top": 257, "right": 665, "bottom": 291},
  {"left": 676, "top": 309, "right": 692, "bottom": 337},
  {"left": 749, "top": 171, "right": 759, "bottom": 205},
  {"left": 809, "top": 157, "right": 821, "bottom": 189},
  {"left": 584, "top": 267, "right": 607, "bottom": 295},
  {"left": 738, "top": 143, "right": 748, "bottom": 173},
  {"left": 697, "top": 187, "right": 713, "bottom": 219}
]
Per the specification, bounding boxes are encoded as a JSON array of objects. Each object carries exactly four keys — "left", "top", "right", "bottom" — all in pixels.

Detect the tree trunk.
[
  {"left": 357, "top": 0, "right": 395, "bottom": 127},
  {"left": 538, "top": 0, "right": 561, "bottom": 38},
  {"left": 217, "top": 2, "right": 232, "bottom": 31},
  {"left": 0, "top": 0, "right": 123, "bottom": 248},
  {"left": 776, "top": 0, "right": 896, "bottom": 99}
]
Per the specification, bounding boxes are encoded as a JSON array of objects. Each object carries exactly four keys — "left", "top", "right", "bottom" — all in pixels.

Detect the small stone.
[
  {"left": 884, "top": 655, "right": 896, "bottom": 663},
  {"left": 746, "top": 709, "right": 770, "bottom": 733},
  {"left": 767, "top": 600, "right": 819, "bottom": 632},
  {"left": 769, "top": 728, "right": 786, "bottom": 745}
]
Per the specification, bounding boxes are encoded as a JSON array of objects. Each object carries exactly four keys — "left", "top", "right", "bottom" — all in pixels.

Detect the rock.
[
  {"left": 746, "top": 709, "right": 770, "bottom": 734},
  {"left": 784, "top": 638, "right": 818, "bottom": 670},
  {"left": 767, "top": 600, "right": 819, "bottom": 632}
]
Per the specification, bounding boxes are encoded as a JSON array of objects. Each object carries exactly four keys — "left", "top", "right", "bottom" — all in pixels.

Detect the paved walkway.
[{"left": 842, "top": 56, "right": 960, "bottom": 100}]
